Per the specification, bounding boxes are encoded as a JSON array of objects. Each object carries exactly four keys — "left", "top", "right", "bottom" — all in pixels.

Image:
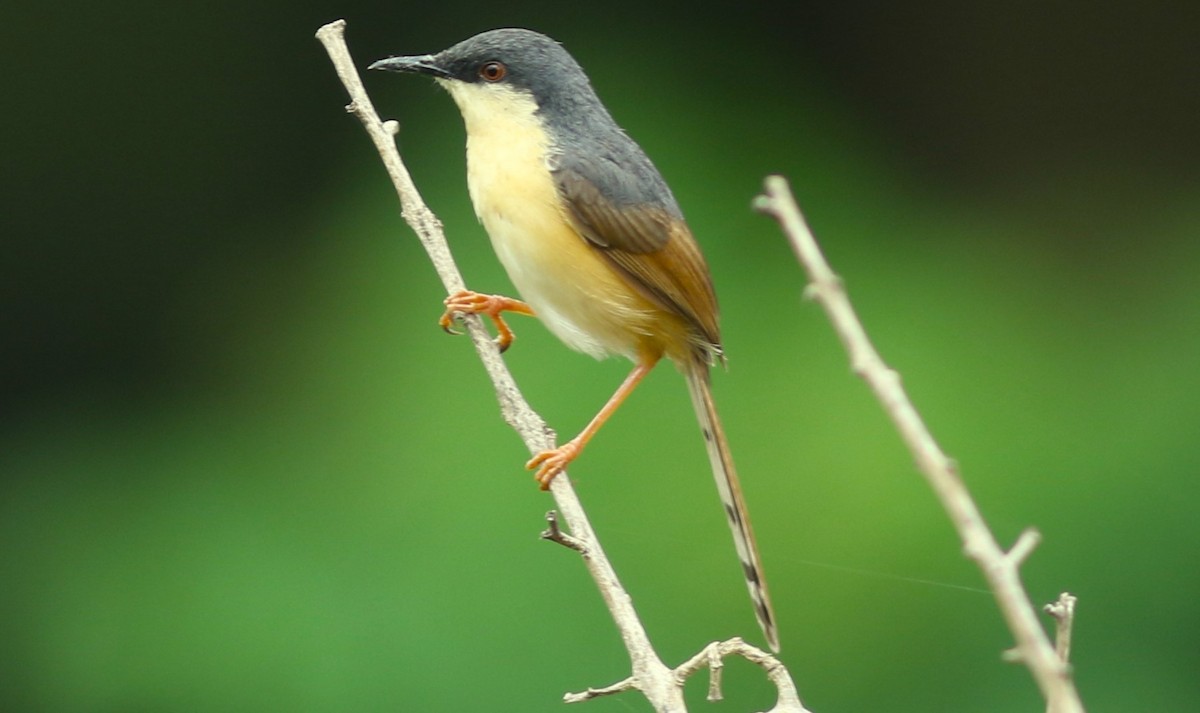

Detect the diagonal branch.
[
  {"left": 754, "top": 175, "right": 1086, "bottom": 713},
  {"left": 315, "top": 20, "right": 807, "bottom": 712}
]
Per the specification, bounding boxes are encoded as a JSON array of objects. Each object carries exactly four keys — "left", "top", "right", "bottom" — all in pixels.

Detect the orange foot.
[
  {"left": 526, "top": 441, "right": 581, "bottom": 490},
  {"left": 438, "top": 290, "right": 533, "bottom": 353}
]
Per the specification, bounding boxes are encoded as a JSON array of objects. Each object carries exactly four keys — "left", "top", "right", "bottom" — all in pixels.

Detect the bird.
[{"left": 371, "top": 28, "right": 778, "bottom": 652}]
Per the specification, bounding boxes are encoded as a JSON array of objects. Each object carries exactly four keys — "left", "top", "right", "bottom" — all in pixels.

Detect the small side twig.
[
  {"left": 562, "top": 677, "right": 639, "bottom": 704},
  {"left": 703, "top": 641, "right": 724, "bottom": 701},
  {"left": 1044, "top": 592, "right": 1078, "bottom": 665},
  {"left": 754, "top": 175, "right": 1085, "bottom": 713},
  {"left": 541, "top": 510, "right": 587, "bottom": 553},
  {"left": 1005, "top": 528, "right": 1044, "bottom": 568}
]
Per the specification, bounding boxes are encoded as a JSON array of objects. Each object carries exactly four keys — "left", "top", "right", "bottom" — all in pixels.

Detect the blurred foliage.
[{"left": 2, "top": 1, "right": 1198, "bottom": 711}]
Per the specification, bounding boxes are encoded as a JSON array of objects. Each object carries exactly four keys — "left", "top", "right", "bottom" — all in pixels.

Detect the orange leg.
[
  {"left": 439, "top": 290, "right": 534, "bottom": 353},
  {"left": 527, "top": 356, "right": 660, "bottom": 490}
]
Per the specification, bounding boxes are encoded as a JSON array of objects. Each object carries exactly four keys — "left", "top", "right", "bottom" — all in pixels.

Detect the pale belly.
[
  {"left": 464, "top": 130, "right": 661, "bottom": 360},
  {"left": 444, "top": 79, "right": 674, "bottom": 361},
  {"left": 479, "top": 177, "right": 665, "bottom": 360}
]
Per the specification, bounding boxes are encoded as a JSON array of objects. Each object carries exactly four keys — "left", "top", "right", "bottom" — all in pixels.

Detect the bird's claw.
[
  {"left": 526, "top": 441, "right": 580, "bottom": 490},
  {"left": 436, "top": 290, "right": 529, "bottom": 353}
]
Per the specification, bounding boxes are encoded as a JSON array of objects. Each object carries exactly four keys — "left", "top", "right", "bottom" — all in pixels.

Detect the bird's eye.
[{"left": 478, "top": 61, "right": 507, "bottom": 82}]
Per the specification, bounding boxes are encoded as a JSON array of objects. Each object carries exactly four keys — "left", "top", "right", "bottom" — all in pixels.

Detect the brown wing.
[{"left": 556, "top": 168, "right": 721, "bottom": 351}]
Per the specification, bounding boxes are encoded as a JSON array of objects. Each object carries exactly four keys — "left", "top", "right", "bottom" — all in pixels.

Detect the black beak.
[{"left": 368, "top": 54, "right": 451, "bottom": 78}]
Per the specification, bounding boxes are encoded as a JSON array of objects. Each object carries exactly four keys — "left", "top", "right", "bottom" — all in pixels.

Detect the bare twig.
[
  {"left": 1044, "top": 592, "right": 1078, "bottom": 665},
  {"left": 541, "top": 510, "right": 587, "bottom": 553},
  {"left": 316, "top": 20, "right": 806, "bottom": 712},
  {"left": 1043, "top": 592, "right": 1078, "bottom": 713},
  {"left": 562, "top": 677, "right": 639, "bottom": 704},
  {"left": 1006, "top": 528, "right": 1043, "bottom": 568},
  {"left": 754, "top": 175, "right": 1085, "bottom": 713}
]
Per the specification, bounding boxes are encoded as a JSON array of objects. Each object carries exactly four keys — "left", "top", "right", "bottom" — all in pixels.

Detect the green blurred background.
[{"left": 3, "top": 1, "right": 1198, "bottom": 711}]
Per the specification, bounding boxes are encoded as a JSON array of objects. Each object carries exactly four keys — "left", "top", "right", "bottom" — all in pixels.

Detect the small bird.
[{"left": 371, "top": 28, "right": 778, "bottom": 651}]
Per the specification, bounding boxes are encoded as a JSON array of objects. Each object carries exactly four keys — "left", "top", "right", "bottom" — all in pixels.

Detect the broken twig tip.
[
  {"left": 315, "top": 19, "right": 346, "bottom": 41},
  {"left": 541, "top": 510, "right": 586, "bottom": 553},
  {"left": 1007, "top": 527, "right": 1042, "bottom": 566}
]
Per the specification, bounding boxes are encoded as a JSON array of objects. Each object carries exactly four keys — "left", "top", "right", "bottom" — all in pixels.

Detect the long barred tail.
[{"left": 684, "top": 362, "right": 779, "bottom": 652}]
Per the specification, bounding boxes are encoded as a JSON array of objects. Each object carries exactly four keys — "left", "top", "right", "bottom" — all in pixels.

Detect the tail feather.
[{"left": 684, "top": 363, "right": 779, "bottom": 652}]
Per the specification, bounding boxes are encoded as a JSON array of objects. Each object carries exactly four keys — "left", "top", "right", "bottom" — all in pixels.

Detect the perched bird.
[{"left": 371, "top": 28, "right": 778, "bottom": 651}]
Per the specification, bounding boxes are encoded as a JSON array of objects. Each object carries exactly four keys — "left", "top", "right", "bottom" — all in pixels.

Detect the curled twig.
[{"left": 567, "top": 638, "right": 808, "bottom": 712}]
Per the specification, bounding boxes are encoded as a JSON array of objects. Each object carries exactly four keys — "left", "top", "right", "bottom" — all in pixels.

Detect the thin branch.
[
  {"left": 562, "top": 677, "right": 639, "bottom": 704},
  {"left": 316, "top": 20, "right": 806, "bottom": 712},
  {"left": 754, "top": 175, "right": 1086, "bottom": 713}
]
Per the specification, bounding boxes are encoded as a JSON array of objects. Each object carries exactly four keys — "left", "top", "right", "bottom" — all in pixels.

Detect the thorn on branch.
[{"left": 541, "top": 510, "right": 587, "bottom": 553}]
